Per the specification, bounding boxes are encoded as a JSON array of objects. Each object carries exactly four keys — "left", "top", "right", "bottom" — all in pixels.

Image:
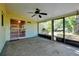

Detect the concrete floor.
[{"left": 1, "top": 37, "right": 79, "bottom": 56}]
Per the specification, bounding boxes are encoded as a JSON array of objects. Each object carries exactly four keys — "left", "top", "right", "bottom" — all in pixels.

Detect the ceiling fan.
[{"left": 28, "top": 8, "right": 47, "bottom": 18}]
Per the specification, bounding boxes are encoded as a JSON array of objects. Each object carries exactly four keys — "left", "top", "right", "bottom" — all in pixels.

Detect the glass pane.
[
  {"left": 54, "top": 19, "right": 63, "bottom": 40},
  {"left": 10, "top": 19, "right": 26, "bottom": 39},
  {"left": 39, "top": 21, "right": 52, "bottom": 36},
  {"left": 65, "top": 16, "right": 79, "bottom": 42}
]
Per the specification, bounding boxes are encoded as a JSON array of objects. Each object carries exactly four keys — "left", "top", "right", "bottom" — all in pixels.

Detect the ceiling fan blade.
[
  {"left": 32, "top": 14, "right": 36, "bottom": 17},
  {"left": 40, "top": 13, "right": 47, "bottom": 15},
  {"left": 39, "top": 15, "right": 42, "bottom": 18}
]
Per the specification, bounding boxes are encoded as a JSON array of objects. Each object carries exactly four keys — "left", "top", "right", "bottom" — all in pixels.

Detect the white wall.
[
  {"left": 0, "top": 11, "right": 6, "bottom": 53},
  {"left": 26, "top": 22, "right": 38, "bottom": 38}
]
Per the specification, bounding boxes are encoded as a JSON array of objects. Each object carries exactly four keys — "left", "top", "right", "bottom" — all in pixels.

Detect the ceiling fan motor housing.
[{"left": 35, "top": 10, "right": 40, "bottom": 14}]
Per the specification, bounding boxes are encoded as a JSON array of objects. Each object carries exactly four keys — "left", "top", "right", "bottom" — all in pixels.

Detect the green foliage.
[
  {"left": 40, "top": 16, "right": 76, "bottom": 33},
  {"left": 54, "top": 19, "right": 63, "bottom": 30},
  {"left": 47, "top": 21, "right": 52, "bottom": 32},
  {"left": 40, "top": 21, "right": 52, "bottom": 33},
  {"left": 65, "top": 16, "right": 76, "bottom": 32}
]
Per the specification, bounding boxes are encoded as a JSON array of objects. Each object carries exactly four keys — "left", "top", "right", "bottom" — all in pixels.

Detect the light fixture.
[{"left": 18, "top": 20, "right": 21, "bottom": 23}]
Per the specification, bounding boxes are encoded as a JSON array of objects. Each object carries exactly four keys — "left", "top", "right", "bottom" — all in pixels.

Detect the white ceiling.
[{"left": 5, "top": 3, "right": 79, "bottom": 22}]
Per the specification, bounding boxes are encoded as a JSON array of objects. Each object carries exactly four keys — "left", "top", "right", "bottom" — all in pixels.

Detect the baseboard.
[
  {"left": 9, "top": 39, "right": 19, "bottom": 42},
  {"left": 9, "top": 36, "right": 38, "bottom": 42},
  {"left": 38, "top": 34, "right": 51, "bottom": 40}
]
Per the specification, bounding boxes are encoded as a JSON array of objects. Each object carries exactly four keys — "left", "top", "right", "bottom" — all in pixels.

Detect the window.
[
  {"left": 39, "top": 21, "right": 52, "bottom": 36},
  {"left": 65, "top": 16, "right": 79, "bottom": 42}
]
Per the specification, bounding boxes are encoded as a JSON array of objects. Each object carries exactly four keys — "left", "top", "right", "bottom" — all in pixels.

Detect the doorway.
[
  {"left": 10, "top": 19, "right": 26, "bottom": 40},
  {"left": 53, "top": 18, "right": 64, "bottom": 42}
]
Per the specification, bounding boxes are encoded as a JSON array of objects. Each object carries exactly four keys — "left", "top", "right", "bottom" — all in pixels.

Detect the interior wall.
[
  {"left": 0, "top": 4, "right": 6, "bottom": 53},
  {"left": 0, "top": 11, "right": 5, "bottom": 53},
  {"left": 26, "top": 22, "right": 38, "bottom": 38}
]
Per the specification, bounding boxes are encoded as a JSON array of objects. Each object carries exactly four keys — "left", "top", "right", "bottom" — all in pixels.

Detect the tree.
[
  {"left": 47, "top": 21, "right": 52, "bottom": 32},
  {"left": 65, "top": 16, "right": 76, "bottom": 33}
]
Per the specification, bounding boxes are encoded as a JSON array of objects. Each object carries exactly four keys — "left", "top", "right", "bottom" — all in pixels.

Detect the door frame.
[{"left": 10, "top": 19, "right": 26, "bottom": 40}]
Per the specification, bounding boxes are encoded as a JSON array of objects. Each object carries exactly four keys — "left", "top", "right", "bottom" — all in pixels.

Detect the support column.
[
  {"left": 37, "top": 22, "right": 39, "bottom": 36},
  {"left": 51, "top": 20, "right": 54, "bottom": 41},
  {"left": 63, "top": 17, "right": 65, "bottom": 43}
]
